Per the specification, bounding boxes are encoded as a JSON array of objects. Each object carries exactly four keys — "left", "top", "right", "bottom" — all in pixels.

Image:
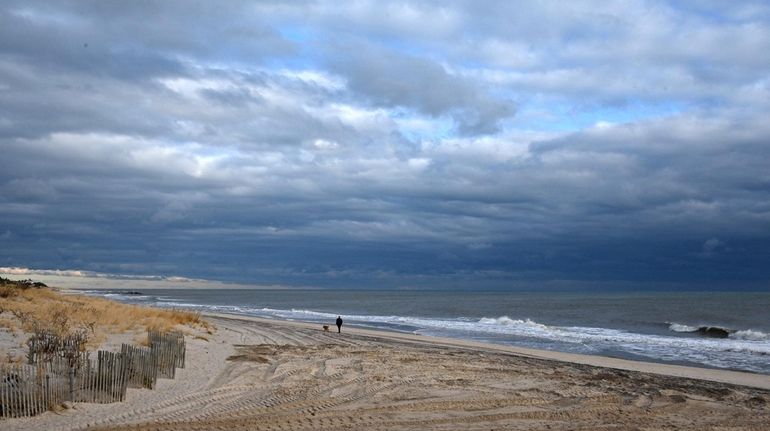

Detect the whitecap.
[
  {"left": 731, "top": 329, "right": 770, "bottom": 341},
  {"left": 668, "top": 322, "right": 699, "bottom": 333}
]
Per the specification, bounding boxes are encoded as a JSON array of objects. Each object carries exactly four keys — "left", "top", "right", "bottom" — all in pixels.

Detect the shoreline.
[
  {"left": 61, "top": 286, "right": 770, "bottom": 377},
  {"left": 59, "top": 286, "right": 770, "bottom": 382},
  {"left": 205, "top": 312, "right": 770, "bottom": 391},
  {"left": 5, "top": 306, "right": 770, "bottom": 430}
]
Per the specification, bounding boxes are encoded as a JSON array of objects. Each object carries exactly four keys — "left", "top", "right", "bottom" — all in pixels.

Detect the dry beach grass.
[{"left": 0, "top": 280, "right": 209, "bottom": 358}]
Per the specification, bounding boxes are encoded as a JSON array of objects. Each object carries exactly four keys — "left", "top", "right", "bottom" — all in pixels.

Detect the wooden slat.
[
  {"left": 1, "top": 366, "right": 7, "bottom": 417},
  {"left": 23, "top": 366, "right": 30, "bottom": 417},
  {"left": 9, "top": 366, "right": 15, "bottom": 417}
]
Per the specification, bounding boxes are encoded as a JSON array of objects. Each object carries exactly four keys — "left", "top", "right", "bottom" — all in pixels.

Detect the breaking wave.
[
  {"left": 668, "top": 322, "right": 769, "bottom": 341},
  {"left": 731, "top": 329, "right": 770, "bottom": 341},
  {"left": 668, "top": 322, "right": 732, "bottom": 338},
  {"left": 75, "top": 290, "right": 770, "bottom": 374}
]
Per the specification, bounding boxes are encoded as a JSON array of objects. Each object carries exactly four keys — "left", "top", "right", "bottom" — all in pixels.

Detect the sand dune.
[{"left": 6, "top": 313, "right": 770, "bottom": 431}]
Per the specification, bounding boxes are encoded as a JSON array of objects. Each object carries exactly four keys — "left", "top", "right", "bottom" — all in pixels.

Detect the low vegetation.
[
  {"left": 0, "top": 276, "right": 47, "bottom": 298},
  {"left": 0, "top": 277, "right": 210, "bottom": 353}
]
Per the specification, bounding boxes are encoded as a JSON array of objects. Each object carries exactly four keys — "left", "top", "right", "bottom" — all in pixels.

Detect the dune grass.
[{"left": 0, "top": 282, "right": 211, "bottom": 350}]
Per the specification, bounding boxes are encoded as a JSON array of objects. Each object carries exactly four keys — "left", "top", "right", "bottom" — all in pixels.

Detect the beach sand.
[{"left": 5, "top": 313, "right": 770, "bottom": 431}]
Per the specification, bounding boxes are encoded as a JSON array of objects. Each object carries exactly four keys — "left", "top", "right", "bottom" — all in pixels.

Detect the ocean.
[{"left": 79, "top": 288, "right": 770, "bottom": 374}]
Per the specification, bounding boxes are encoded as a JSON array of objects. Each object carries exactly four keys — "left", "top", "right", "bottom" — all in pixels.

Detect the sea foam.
[{"left": 80, "top": 290, "right": 770, "bottom": 374}]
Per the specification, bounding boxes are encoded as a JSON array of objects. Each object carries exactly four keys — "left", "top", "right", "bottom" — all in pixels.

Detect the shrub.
[{"left": 0, "top": 284, "right": 17, "bottom": 298}]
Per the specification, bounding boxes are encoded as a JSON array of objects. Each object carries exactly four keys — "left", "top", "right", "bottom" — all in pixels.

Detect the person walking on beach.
[{"left": 336, "top": 315, "right": 343, "bottom": 333}]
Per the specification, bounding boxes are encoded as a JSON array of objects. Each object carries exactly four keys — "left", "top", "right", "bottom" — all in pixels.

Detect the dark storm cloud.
[{"left": 1, "top": 1, "right": 770, "bottom": 288}]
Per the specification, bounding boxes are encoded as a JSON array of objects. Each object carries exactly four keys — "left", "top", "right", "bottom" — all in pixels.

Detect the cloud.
[
  {"left": 329, "top": 44, "right": 514, "bottom": 135},
  {"left": 0, "top": 267, "right": 90, "bottom": 277},
  {"left": 0, "top": 266, "right": 206, "bottom": 282},
  {"left": 1, "top": 1, "right": 769, "bottom": 287},
  {"left": 701, "top": 238, "right": 728, "bottom": 258},
  {"left": 0, "top": 1, "right": 294, "bottom": 74}
]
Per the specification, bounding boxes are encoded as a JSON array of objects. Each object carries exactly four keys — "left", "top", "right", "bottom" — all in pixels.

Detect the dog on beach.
[{"left": 323, "top": 325, "right": 330, "bottom": 332}]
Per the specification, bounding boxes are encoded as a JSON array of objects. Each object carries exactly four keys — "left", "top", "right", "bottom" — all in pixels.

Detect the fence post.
[
  {"left": 68, "top": 366, "right": 74, "bottom": 403},
  {"left": 1, "top": 366, "right": 6, "bottom": 417},
  {"left": 45, "top": 373, "right": 50, "bottom": 411}
]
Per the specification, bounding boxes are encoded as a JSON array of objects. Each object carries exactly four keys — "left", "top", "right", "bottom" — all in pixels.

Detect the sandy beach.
[{"left": 3, "top": 312, "right": 769, "bottom": 431}]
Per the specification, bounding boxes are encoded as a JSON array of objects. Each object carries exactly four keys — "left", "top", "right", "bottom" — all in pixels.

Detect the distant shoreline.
[{"left": 0, "top": 272, "right": 309, "bottom": 291}]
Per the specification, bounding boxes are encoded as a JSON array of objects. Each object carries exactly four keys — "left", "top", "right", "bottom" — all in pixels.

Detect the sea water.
[{"left": 80, "top": 288, "right": 770, "bottom": 374}]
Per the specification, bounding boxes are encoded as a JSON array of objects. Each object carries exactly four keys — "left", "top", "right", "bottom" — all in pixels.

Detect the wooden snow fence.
[
  {"left": 120, "top": 344, "right": 158, "bottom": 389},
  {"left": 71, "top": 350, "right": 128, "bottom": 404},
  {"left": 0, "top": 362, "right": 68, "bottom": 418},
  {"left": 148, "top": 330, "right": 186, "bottom": 379},
  {"left": 1, "top": 329, "right": 186, "bottom": 419}
]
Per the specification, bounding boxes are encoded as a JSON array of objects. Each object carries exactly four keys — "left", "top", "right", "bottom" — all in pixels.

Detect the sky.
[{"left": 1, "top": 1, "right": 770, "bottom": 289}]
